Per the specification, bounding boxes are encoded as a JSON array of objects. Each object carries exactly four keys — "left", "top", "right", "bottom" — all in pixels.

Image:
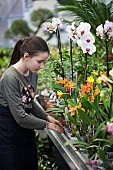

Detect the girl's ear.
[{"left": 24, "top": 52, "right": 29, "bottom": 59}]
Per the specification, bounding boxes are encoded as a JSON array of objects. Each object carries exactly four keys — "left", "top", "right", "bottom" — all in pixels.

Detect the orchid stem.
[
  {"left": 109, "top": 85, "right": 113, "bottom": 117},
  {"left": 105, "top": 40, "right": 109, "bottom": 76},
  {"left": 70, "top": 38, "right": 73, "bottom": 81},
  {"left": 56, "top": 28, "right": 64, "bottom": 79},
  {"left": 85, "top": 53, "right": 88, "bottom": 81}
]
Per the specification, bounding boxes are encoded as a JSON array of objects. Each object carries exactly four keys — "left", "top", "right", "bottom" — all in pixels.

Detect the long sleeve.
[
  {"left": 2, "top": 74, "right": 47, "bottom": 130},
  {"left": 31, "top": 99, "right": 49, "bottom": 120}
]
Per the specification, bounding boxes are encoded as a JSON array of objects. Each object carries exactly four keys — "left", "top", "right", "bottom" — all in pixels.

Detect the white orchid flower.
[
  {"left": 52, "top": 17, "right": 63, "bottom": 28},
  {"left": 79, "top": 43, "right": 96, "bottom": 55},
  {"left": 98, "top": 75, "right": 113, "bottom": 83},
  {"left": 66, "top": 22, "right": 76, "bottom": 32},
  {"left": 77, "top": 32, "right": 95, "bottom": 46},
  {"left": 108, "top": 31, "right": 113, "bottom": 40},
  {"left": 66, "top": 22, "right": 78, "bottom": 41},
  {"left": 104, "top": 20, "right": 113, "bottom": 33},
  {"left": 76, "top": 22, "right": 91, "bottom": 36},
  {"left": 112, "top": 48, "right": 113, "bottom": 54},
  {"left": 96, "top": 24, "right": 104, "bottom": 39},
  {"left": 43, "top": 22, "right": 54, "bottom": 33},
  {"left": 109, "top": 69, "right": 113, "bottom": 77}
]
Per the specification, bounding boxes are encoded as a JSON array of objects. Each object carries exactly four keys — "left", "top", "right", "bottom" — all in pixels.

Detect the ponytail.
[
  {"left": 8, "top": 38, "right": 24, "bottom": 67},
  {"left": 8, "top": 36, "right": 49, "bottom": 67}
]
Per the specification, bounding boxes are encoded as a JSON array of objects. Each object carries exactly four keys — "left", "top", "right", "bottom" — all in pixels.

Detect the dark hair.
[{"left": 8, "top": 36, "right": 50, "bottom": 67}]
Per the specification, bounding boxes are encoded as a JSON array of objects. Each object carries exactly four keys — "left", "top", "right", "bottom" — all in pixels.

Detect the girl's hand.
[
  {"left": 47, "top": 115, "right": 64, "bottom": 133},
  {"left": 47, "top": 115, "right": 63, "bottom": 128},
  {"left": 47, "top": 122, "right": 64, "bottom": 133}
]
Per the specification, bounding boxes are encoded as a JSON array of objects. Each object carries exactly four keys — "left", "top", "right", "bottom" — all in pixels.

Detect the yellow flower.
[
  {"left": 96, "top": 79, "right": 102, "bottom": 84},
  {"left": 92, "top": 70, "right": 98, "bottom": 75},
  {"left": 94, "top": 85, "right": 100, "bottom": 96},
  {"left": 68, "top": 102, "right": 82, "bottom": 116},
  {"left": 57, "top": 90, "right": 63, "bottom": 98},
  {"left": 64, "top": 83, "right": 69, "bottom": 88},
  {"left": 88, "top": 95, "right": 94, "bottom": 102},
  {"left": 87, "top": 76, "right": 94, "bottom": 83},
  {"left": 100, "top": 71, "right": 107, "bottom": 76},
  {"left": 68, "top": 80, "right": 75, "bottom": 88},
  {"left": 56, "top": 78, "right": 67, "bottom": 85}
]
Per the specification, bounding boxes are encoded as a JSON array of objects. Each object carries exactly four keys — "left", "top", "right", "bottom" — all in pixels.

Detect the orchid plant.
[
  {"left": 96, "top": 20, "right": 113, "bottom": 76},
  {"left": 43, "top": 17, "right": 113, "bottom": 169},
  {"left": 43, "top": 19, "right": 96, "bottom": 82},
  {"left": 66, "top": 22, "right": 96, "bottom": 81},
  {"left": 55, "top": 70, "right": 113, "bottom": 169},
  {"left": 43, "top": 17, "right": 65, "bottom": 79}
]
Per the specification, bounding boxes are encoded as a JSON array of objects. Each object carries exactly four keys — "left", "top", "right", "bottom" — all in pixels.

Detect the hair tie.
[{"left": 21, "top": 38, "right": 25, "bottom": 43}]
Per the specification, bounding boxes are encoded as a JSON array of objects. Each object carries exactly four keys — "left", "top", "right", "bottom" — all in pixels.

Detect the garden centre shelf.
[{"left": 45, "top": 129, "right": 94, "bottom": 170}]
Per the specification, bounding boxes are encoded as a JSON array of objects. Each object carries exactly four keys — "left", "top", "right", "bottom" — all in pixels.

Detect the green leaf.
[
  {"left": 94, "top": 94, "right": 100, "bottom": 110},
  {"left": 76, "top": 131, "right": 83, "bottom": 141},
  {"left": 99, "top": 107, "right": 109, "bottom": 121},
  {"left": 67, "top": 99, "right": 77, "bottom": 106},
  {"left": 92, "top": 122, "right": 105, "bottom": 141},
  {"left": 82, "top": 100, "right": 94, "bottom": 112},
  {"left": 77, "top": 109, "right": 97, "bottom": 126},
  {"left": 52, "top": 84, "right": 66, "bottom": 93},
  {"left": 64, "top": 139, "right": 89, "bottom": 147},
  {"left": 46, "top": 107, "right": 64, "bottom": 113},
  {"left": 65, "top": 113, "right": 76, "bottom": 123},
  {"left": 94, "top": 138, "right": 113, "bottom": 145},
  {"left": 97, "top": 147, "right": 106, "bottom": 162}
]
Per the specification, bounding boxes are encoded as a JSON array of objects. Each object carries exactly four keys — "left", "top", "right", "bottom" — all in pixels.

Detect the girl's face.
[{"left": 24, "top": 52, "right": 49, "bottom": 72}]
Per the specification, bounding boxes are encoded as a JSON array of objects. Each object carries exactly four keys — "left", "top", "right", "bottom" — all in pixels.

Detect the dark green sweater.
[{"left": 0, "top": 66, "right": 48, "bottom": 130}]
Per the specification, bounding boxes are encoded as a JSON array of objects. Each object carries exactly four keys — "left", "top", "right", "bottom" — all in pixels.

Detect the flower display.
[
  {"left": 66, "top": 22, "right": 96, "bottom": 55},
  {"left": 43, "top": 17, "right": 63, "bottom": 33},
  {"left": 46, "top": 68, "right": 113, "bottom": 169},
  {"left": 96, "top": 20, "right": 113, "bottom": 76},
  {"left": 43, "top": 17, "right": 113, "bottom": 169},
  {"left": 96, "top": 20, "right": 113, "bottom": 40}
]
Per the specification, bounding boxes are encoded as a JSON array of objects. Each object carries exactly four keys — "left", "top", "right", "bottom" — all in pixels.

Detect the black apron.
[{"left": 0, "top": 106, "right": 38, "bottom": 170}]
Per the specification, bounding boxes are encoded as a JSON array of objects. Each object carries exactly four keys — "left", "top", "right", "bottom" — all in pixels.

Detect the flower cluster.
[
  {"left": 43, "top": 17, "right": 63, "bottom": 33},
  {"left": 96, "top": 20, "right": 113, "bottom": 40},
  {"left": 43, "top": 17, "right": 113, "bottom": 169},
  {"left": 66, "top": 22, "right": 96, "bottom": 55},
  {"left": 56, "top": 77, "right": 75, "bottom": 97}
]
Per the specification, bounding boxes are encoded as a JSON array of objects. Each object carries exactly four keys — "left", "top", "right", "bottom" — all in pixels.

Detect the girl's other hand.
[
  {"left": 47, "top": 122, "right": 64, "bottom": 133},
  {"left": 47, "top": 115, "right": 63, "bottom": 128}
]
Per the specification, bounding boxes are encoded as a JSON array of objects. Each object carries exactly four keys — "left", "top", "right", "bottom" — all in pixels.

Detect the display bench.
[{"left": 45, "top": 129, "right": 94, "bottom": 170}]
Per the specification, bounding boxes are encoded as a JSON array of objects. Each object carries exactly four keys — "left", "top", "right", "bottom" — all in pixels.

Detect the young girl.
[{"left": 0, "top": 36, "right": 64, "bottom": 170}]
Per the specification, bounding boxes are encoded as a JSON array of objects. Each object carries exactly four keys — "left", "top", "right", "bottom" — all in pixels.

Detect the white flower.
[
  {"left": 108, "top": 31, "right": 113, "bottom": 40},
  {"left": 66, "top": 22, "right": 75, "bottom": 32},
  {"left": 79, "top": 43, "right": 96, "bottom": 55},
  {"left": 43, "top": 18, "right": 63, "bottom": 33},
  {"left": 76, "top": 22, "right": 91, "bottom": 36},
  {"left": 52, "top": 17, "right": 63, "bottom": 29},
  {"left": 96, "top": 24, "right": 104, "bottom": 39},
  {"left": 98, "top": 75, "right": 113, "bottom": 83},
  {"left": 66, "top": 22, "right": 78, "bottom": 41},
  {"left": 109, "top": 69, "right": 113, "bottom": 77},
  {"left": 77, "top": 32, "right": 95, "bottom": 46},
  {"left": 104, "top": 20, "right": 113, "bottom": 33},
  {"left": 43, "top": 22, "right": 54, "bottom": 33}
]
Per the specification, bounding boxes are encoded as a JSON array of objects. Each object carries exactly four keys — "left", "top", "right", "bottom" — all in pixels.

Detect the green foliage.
[
  {"left": 56, "top": 0, "right": 113, "bottom": 33},
  {"left": 37, "top": 55, "right": 57, "bottom": 91},
  {"left": 36, "top": 134, "right": 52, "bottom": 170},
  {"left": 4, "top": 8, "right": 54, "bottom": 40},
  {"left": 4, "top": 19, "right": 33, "bottom": 39},
  {"left": 0, "top": 48, "right": 12, "bottom": 73},
  {"left": 31, "top": 8, "right": 53, "bottom": 26}
]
